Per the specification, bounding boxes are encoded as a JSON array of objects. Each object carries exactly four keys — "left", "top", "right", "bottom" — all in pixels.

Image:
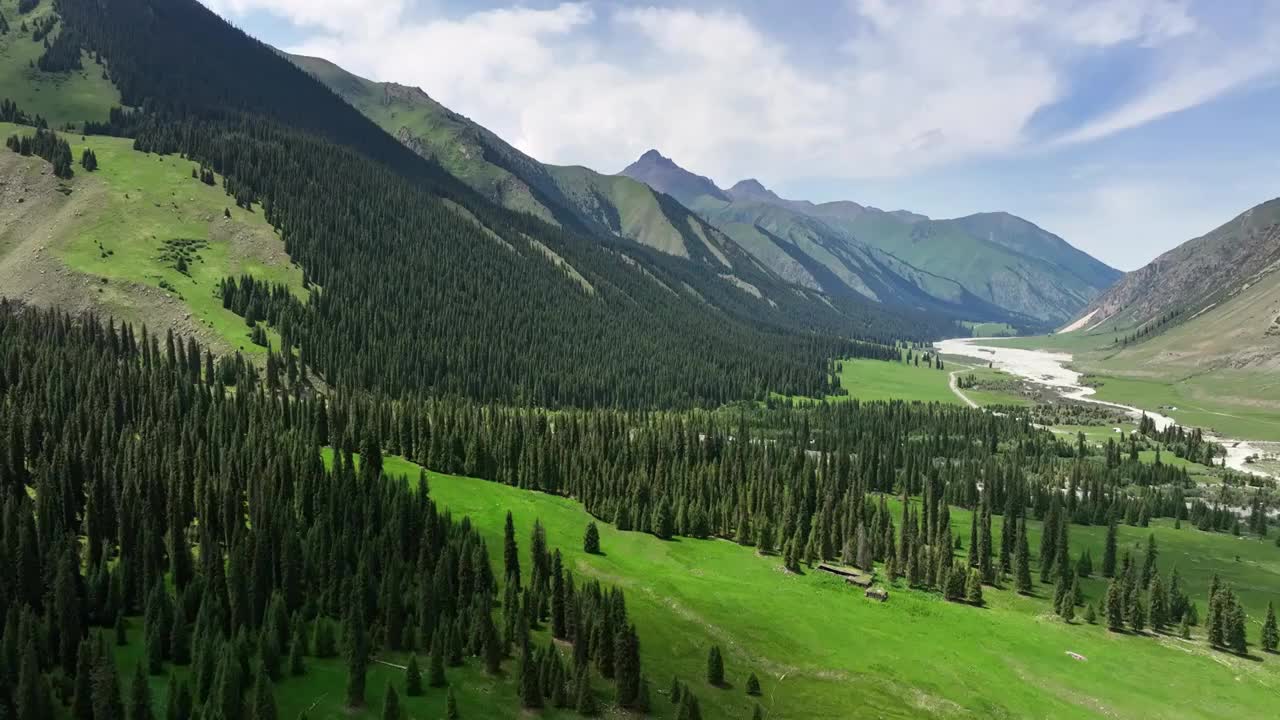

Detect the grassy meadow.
[
  {"left": 0, "top": 0, "right": 120, "bottom": 128},
  {"left": 0, "top": 122, "right": 306, "bottom": 354},
  {"left": 144, "top": 450, "right": 1275, "bottom": 720}
]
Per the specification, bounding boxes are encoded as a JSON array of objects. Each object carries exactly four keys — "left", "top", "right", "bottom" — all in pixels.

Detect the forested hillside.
[
  {"left": 1, "top": 2, "right": 1277, "bottom": 720},
  {"left": 3, "top": 0, "right": 959, "bottom": 409}
]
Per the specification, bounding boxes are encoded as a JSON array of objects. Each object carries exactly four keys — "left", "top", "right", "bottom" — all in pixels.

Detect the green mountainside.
[
  {"left": 291, "top": 54, "right": 1099, "bottom": 328},
  {"left": 1, "top": 4, "right": 1278, "bottom": 720},
  {"left": 622, "top": 151, "right": 1122, "bottom": 327}
]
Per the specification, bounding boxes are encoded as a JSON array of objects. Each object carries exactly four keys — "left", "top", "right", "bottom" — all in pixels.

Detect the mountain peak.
[
  {"left": 620, "top": 150, "right": 730, "bottom": 204},
  {"left": 728, "top": 178, "right": 776, "bottom": 200}
]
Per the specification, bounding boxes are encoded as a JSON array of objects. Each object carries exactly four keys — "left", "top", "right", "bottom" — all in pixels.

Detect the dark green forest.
[{"left": 51, "top": 0, "right": 955, "bottom": 409}]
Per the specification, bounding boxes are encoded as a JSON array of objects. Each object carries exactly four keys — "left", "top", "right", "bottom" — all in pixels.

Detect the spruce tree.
[
  {"left": 405, "top": 654, "right": 423, "bottom": 696},
  {"left": 129, "top": 662, "right": 155, "bottom": 720},
  {"left": 575, "top": 666, "right": 598, "bottom": 716},
  {"left": 93, "top": 648, "right": 126, "bottom": 720},
  {"left": 381, "top": 682, "right": 401, "bottom": 720},
  {"left": 706, "top": 645, "right": 725, "bottom": 687},
  {"left": 965, "top": 568, "right": 984, "bottom": 606},
  {"left": 1105, "top": 579, "right": 1125, "bottom": 632},
  {"left": 428, "top": 629, "right": 447, "bottom": 688},
  {"left": 1262, "top": 602, "right": 1278, "bottom": 653},
  {"left": 251, "top": 667, "right": 277, "bottom": 720},
  {"left": 343, "top": 601, "right": 369, "bottom": 707},
  {"left": 1102, "top": 520, "right": 1118, "bottom": 578},
  {"left": 746, "top": 671, "right": 761, "bottom": 696},
  {"left": 583, "top": 522, "right": 601, "bottom": 555},
  {"left": 446, "top": 686, "right": 459, "bottom": 719},
  {"left": 519, "top": 641, "right": 542, "bottom": 709},
  {"left": 1014, "top": 519, "right": 1032, "bottom": 595},
  {"left": 16, "top": 636, "right": 52, "bottom": 720}
]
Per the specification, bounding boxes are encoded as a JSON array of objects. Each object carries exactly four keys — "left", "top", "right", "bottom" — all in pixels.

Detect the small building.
[{"left": 865, "top": 586, "right": 889, "bottom": 602}]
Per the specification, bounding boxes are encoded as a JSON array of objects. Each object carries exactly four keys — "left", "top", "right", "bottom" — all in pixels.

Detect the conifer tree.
[
  {"left": 504, "top": 512, "right": 521, "bottom": 592},
  {"left": 16, "top": 636, "right": 52, "bottom": 720},
  {"left": 1084, "top": 602, "right": 1097, "bottom": 625},
  {"left": 251, "top": 667, "right": 277, "bottom": 720},
  {"left": 93, "top": 648, "right": 126, "bottom": 720},
  {"left": 1102, "top": 520, "right": 1118, "bottom": 578},
  {"left": 405, "top": 655, "right": 423, "bottom": 696},
  {"left": 575, "top": 666, "right": 598, "bottom": 716},
  {"left": 129, "top": 662, "right": 155, "bottom": 720},
  {"left": 1262, "top": 602, "right": 1278, "bottom": 653},
  {"left": 72, "top": 638, "right": 96, "bottom": 720},
  {"left": 746, "top": 671, "right": 761, "bottom": 696},
  {"left": 584, "top": 522, "right": 601, "bottom": 555},
  {"left": 706, "top": 645, "right": 725, "bottom": 687},
  {"left": 1105, "top": 579, "right": 1125, "bottom": 632},
  {"left": 519, "top": 641, "right": 542, "bottom": 709},
  {"left": 446, "top": 686, "right": 460, "bottom": 719},
  {"left": 1014, "top": 519, "right": 1032, "bottom": 595},
  {"left": 428, "top": 629, "right": 447, "bottom": 688},
  {"left": 344, "top": 599, "right": 369, "bottom": 707},
  {"left": 965, "top": 568, "right": 984, "bottom": 606},
  {"left": 381, "top": 682, "right": 400, "bottom": 720}
]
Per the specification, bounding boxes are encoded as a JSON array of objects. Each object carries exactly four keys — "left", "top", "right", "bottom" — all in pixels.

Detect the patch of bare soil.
[{"left": 0, "top": 153, "right": 225, "bottom": 351}]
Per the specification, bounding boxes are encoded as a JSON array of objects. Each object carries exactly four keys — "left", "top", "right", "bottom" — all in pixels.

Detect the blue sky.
[{"left": 203, "top": 0, "right": 1280, "bottom": 270}]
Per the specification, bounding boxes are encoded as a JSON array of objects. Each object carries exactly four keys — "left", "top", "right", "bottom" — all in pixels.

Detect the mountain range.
[{"left": 292, "top": 55, "right": 1120, "bottom": 329}]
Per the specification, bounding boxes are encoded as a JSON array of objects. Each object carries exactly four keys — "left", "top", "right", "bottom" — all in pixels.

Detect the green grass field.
[
  {"left": 962, "top": 321, "right": 1018, "bottom": 338},
  {"left": 0, "top": 0, "right": 120, "bottom": 128},
  {"left": 221, "top": 451, "right": 1280, "bottom": 720},
  {"left": 779, "top": 357, "right": 960, "bottom": 406},
  {"left": 0, "top": 122, "right": 306, "bottom": 354}
]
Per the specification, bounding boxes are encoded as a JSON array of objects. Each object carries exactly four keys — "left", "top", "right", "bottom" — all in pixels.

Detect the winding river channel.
[{"left": 934, "top": 337, "right": 1275, "bottom": 480}]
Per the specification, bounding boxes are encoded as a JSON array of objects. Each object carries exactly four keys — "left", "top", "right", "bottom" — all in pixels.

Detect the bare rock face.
[{"left": 1083, "top": 198, "right": 1280, "bottom": 329}]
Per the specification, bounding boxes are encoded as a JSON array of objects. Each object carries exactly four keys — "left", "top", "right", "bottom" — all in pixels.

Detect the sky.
[{"left": 201, "top": 0, "right": 1280, "bottom": 270}]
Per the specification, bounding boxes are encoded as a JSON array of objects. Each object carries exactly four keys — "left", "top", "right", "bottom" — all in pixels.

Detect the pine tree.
[
  {"left": 746, "top": 671, "right": 761, "bottom": 696},
  {"left": 1105, "top": 579, "right": 1125, "bottom": 632},
  {"left": 165, "top": 676, "right": 192, "bottom": 720},
  {"left": 1140, "top": 533, "right": 1158, "bottom": 588},
  {"left": 706, "top": 645, "right": 725, "bottom": 687},
  {"left": 584, "top": 522, "right": 601, "bottom": 555},
  {"left": 73, "top": 638, "right": 97, "bottom": 720},
  {"left": 381, "top": 682, "right": 401, "bottom": 720},
  {"left": 405, "top": 654, "right": 423, "bottom": 696},
  {"left": 519, "top": 641, "right": 542, "bottom": 709},
  {"left": 1102, "top": 520, "right": 1118, "bottom": 578},
  {"left": 344, "top": 601, "right": 369, "bottom": 707},
  {"left": 1084, "top": 602, "right": 1097, "bottom": 625},
  {"left": 1014, "top": 519, "right": 1032, "bottom": 595},
  {"left": 93, "top": 647, "right": 126, "bottom": 720},
  {"left": 1262, "top": 602, "right": 1278, "bottom": 653},
  {"left": 428, "top": 629, "right": 447, "bottom": 688},
  {"left": 504, "top": 511, "right": 521, "bottom": 591},
  {"left": 251, "top": 667, "right": 277, "bottom": 720},
  {"left": 16, "top": 635, "right": 52, "bottom": 720},
  {"left": 575, "top": 666, "right": 599, "bottom": 716},
  {"left": 129, "top": 662, "right": 155, "bottom": 720},
  {"left": 965, "top": 568, "right": 984, "bottom": 606}
]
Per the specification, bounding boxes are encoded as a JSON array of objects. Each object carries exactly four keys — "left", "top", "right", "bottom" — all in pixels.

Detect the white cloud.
[
  {"left": 203, "top": 0, "right": 406, "bottom": 35},
  {"left": 203, "top": 0, "right": 1277, "bottom": 193}
]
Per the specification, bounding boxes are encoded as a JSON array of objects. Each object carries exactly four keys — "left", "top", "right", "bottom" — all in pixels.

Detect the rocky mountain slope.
[
  {"left": 1077, "top": 197, "right": 1280, "bottom": 334},
  {"left": 623, "top": 150, "right": 1121, "bottom": 327},
  {"left": 1068, "top": 197, "right": 1280, "bottom": 372}
]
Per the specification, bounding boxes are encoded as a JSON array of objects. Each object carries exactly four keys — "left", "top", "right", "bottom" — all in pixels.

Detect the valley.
[{"left": 0, "top": 2, "right": 1276, "bottom": 720}]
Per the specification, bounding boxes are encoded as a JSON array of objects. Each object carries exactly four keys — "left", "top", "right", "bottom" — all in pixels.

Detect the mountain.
[
  {"left": 1067, "top": 197, "right": 1280, "bottom": 371},
  {"left": 289, "top": 55, "right": 743, "bottom": 269},
  {"left": 0, "top": 0, "right": 957, "bottom": 411},
  {"left": 621, "top": 151, "right": 1121, "bottom": 326}
]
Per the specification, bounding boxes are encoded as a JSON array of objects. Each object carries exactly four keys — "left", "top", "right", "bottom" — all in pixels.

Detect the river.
[{"left": 934, "top": 337, "right": 1274, "bottom": 480}]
